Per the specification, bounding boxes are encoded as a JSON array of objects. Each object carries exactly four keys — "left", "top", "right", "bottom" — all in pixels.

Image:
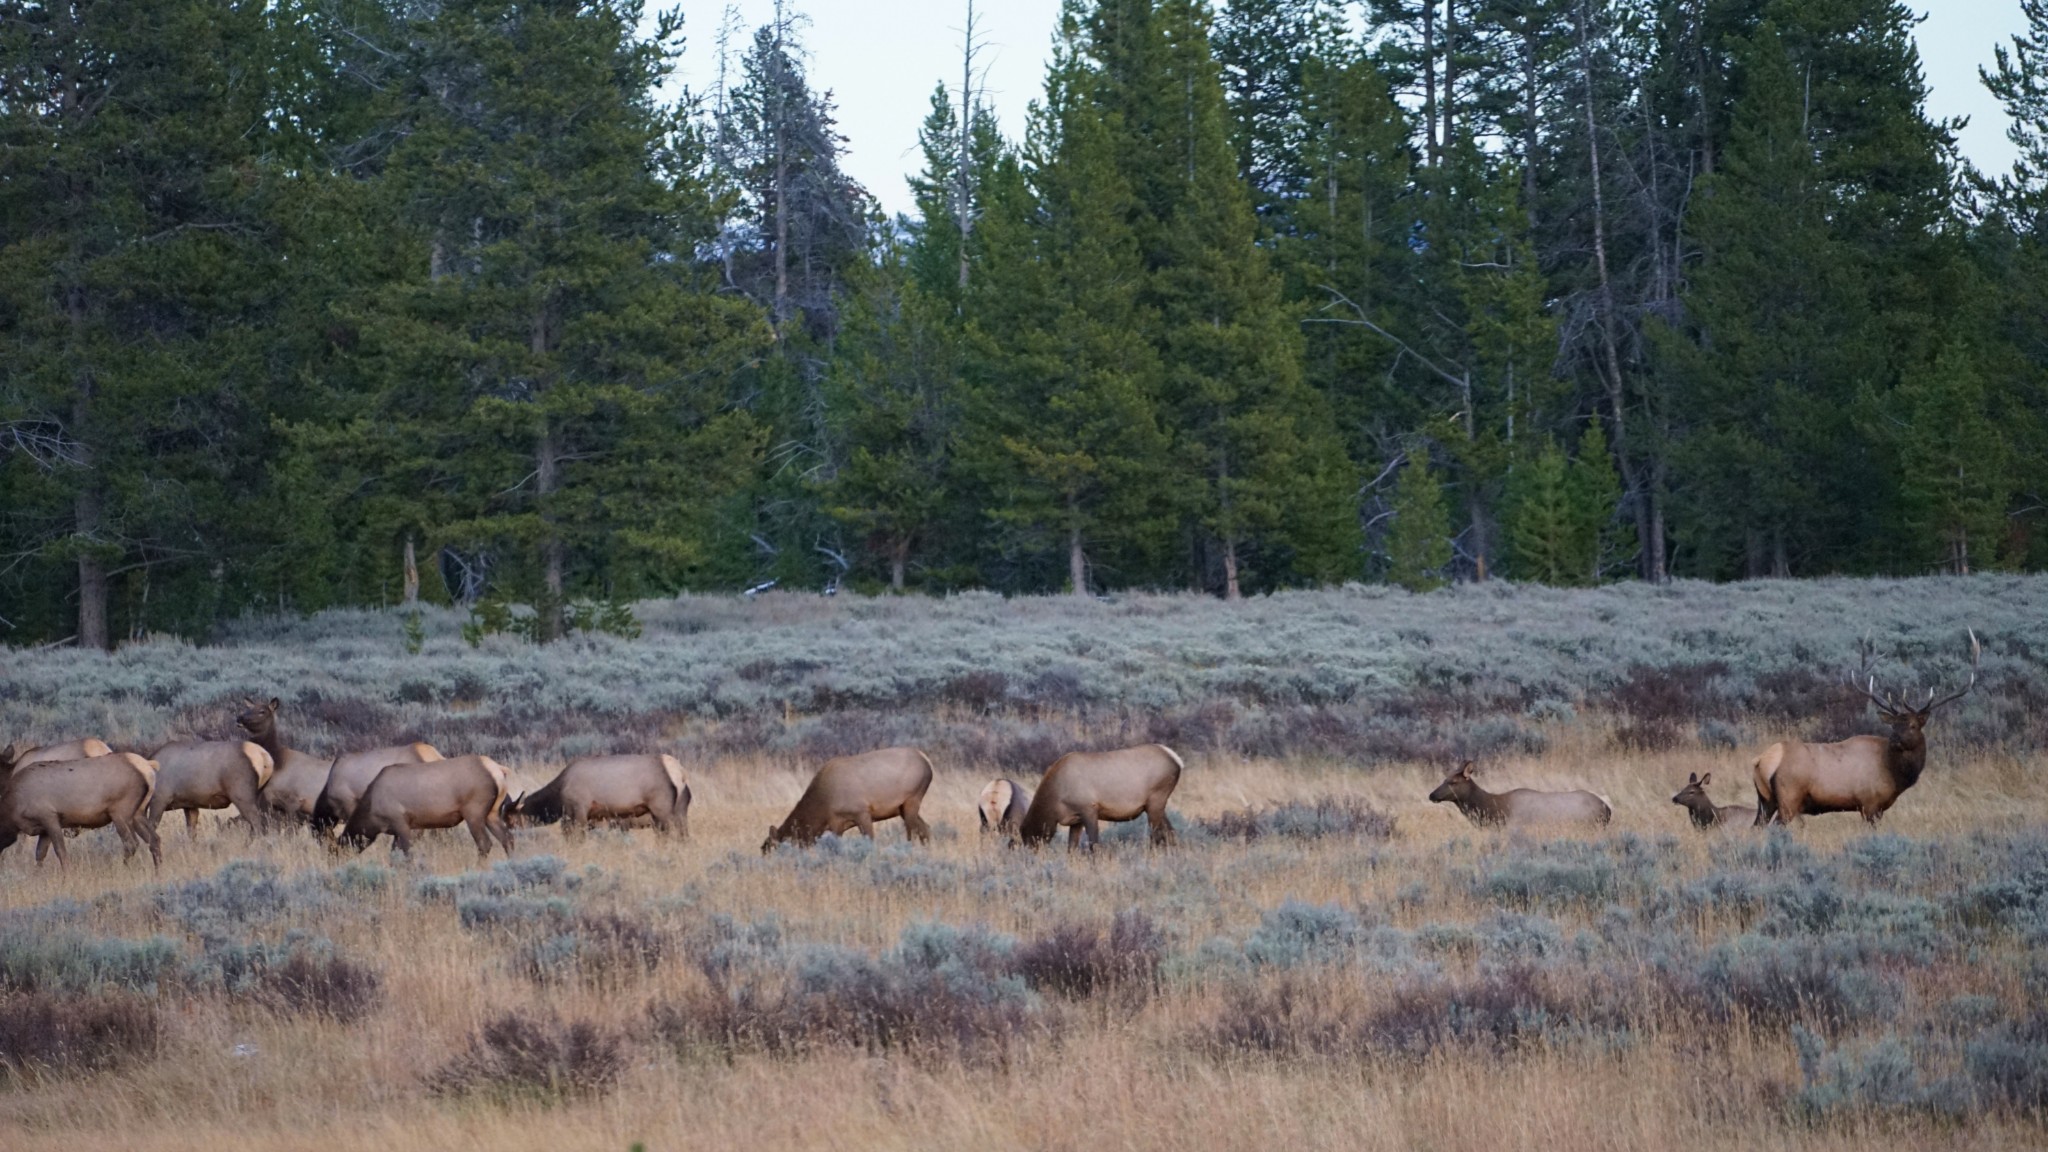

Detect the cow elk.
[
  {"left": 762, "top": 747, "right": 933, "bottom": 852},
  {"left": 310, "top": 739, "right": 446, "bottom": 835},
  {"left": 1018, "top": 744, "right": 1183, "bottom": 851},
  {"left": 1752, "top": 630, "right": 1980, "bottom": 827},
  {"left": 978, "top": 778, "right": 1030, "bottom": 836},
  {"left": 1427, "top": 761, "right": 1612, "bottom": 828},
  {"left": 11, "top": 738, "right": 115, "bottom": 768},
  {"left": 341, "top": 755, "right": 514, "bottom": 859},
  {"left": 147, "top": 734, "right": 275, "bottom": 836},
  {"left": 1671, "top": 772, "right": 1756, "bottom": 830},
  {"left": 236, "top": 697, "right": 338, "bottom": 822},
  {"left": 0, "top": 749, "right": 162, "bottom": 868},
  {"left": 505, "top": 754, "right": 691, "bottom": 838}
]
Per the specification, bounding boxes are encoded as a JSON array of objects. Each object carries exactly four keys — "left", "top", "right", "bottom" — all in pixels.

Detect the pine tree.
[
  {"left": 1386, "top": 453, "right": 1452, "bottom": 590},
  {"left": 1892, "top": 341, "right": 2012, "bottom": 574},
  {"left": 290, "top": 0, "right": 770, "bottom": 636},
  {"left": 964, "top": 6, "right": 1174, "bottom": 596},
  {"left": 0, "top": 0, "right": 306, "bottom": 645},
  {"left": 1566, "top": 417, "right": 1625, "bottom": 582},
  {"left": 1503, "top": 438, "right": 1576, "bottom": 583}
]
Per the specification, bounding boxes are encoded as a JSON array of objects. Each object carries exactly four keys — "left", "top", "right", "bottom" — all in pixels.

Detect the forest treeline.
[{"left": 3, "top": 0, "right": 2047, "bottom": 646}]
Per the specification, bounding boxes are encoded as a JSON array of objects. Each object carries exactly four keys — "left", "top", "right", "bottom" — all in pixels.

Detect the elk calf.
[
  {"left": 1428, "top": 762, "right": 1611, "bottom": 828},
  {"left": 1671, "top": 772, "right": 1756, "bottom": 830}
]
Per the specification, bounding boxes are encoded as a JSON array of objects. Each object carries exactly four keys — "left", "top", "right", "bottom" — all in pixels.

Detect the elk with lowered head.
[
  {"left": 10, "top": 737, "right": 114, "bottom": 768},
  {"left": 1428, "top": 761, "right": 1612, "bottom": 828},
  {"left": 978, "top": 778, "right": 1030, "bottom": 836},
  {"left": 1671, "top": 772, "right": 1756, "bottom": 830},
  {"left": 309, "top": 737, "right": 446, "bottom": 835},
  {"left": 0, "top": 745, "right": 162, "bottom": 868},
  {"left": 1018, "top": 744, "right": 1183, "bottom": 850},
  {"left": 762, "top": 747, "right": 933, "bottom": 852},
  {"left": 146, "top": 730, "right": 275, "bottom": 836},
  {"left": 504, "top": 753, "right": 691, "bottom": 838},
  {"left": 1753, "top": 630, "right": 1980, "bottom": 827},
  {"left": 341, "top": 755, "right": 514, "bottom": 859}
]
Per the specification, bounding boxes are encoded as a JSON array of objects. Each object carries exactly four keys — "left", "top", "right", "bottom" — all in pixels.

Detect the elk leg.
[
  {"left": 900, "top": 795, "right": 931, "bottom": 846},
  {"left": 184, "top": 808, "right": 201, "bottom": 838},
  {"left": 231, "top": 778, "right": 267, "bottom": 835},
  {"left": 464, "top": 813, "right": 495, "bottom": 859},
  {"left": 35, "top": 818, "right": 67, "bottom": 868},
  {"left": 1067, "top": 823, "right": 1084, "bottom": 852},
  {"left": 488, "top": 810, "right": 515, "bottom": 855},
  {"left": 138, "top": 816, "right": 163, "bottom": 869},
  {"left": 34, "top": 835, "right": 50, "bottom": 865},
  {"left": 1080, "top": 809, "right": 1102, "bottom": 852},
  {"left": 1147, "top": 798, "right": 1176, "bottom": 847},
  {"left": 113, "top": 816, "right": 139, "bottom": 863},
  {"left": 854, "top": 810, "right": 876, "bottom": 839}
]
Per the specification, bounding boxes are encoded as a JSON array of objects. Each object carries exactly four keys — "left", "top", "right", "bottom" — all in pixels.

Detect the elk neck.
[
  {"left": 1452, "top": 784, "right": 1512, "bottom": 826},
  {"left": 1678, "top": 794, "right": 1718, "bottom": 828},
  {"left": 1885, "top": 725, "right": 1928, "bottom": 789}
]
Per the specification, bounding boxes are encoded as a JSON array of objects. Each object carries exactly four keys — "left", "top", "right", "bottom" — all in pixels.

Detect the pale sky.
[{"left": 665, "top": 1, "right": 2031, "bottom": 219}]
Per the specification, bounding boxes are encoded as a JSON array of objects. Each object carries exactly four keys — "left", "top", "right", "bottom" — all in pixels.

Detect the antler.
[
  {"left": 1923, "top": 628, "right": 1981, "bottom": 714},
  {"left": 1850, "top": 636, "right": 1899, "bottom": 714}
]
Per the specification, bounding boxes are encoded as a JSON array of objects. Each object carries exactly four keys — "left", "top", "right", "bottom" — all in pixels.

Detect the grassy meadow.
[{"left": 4, "top": 577, "right": 2048, "bottom": 1151}]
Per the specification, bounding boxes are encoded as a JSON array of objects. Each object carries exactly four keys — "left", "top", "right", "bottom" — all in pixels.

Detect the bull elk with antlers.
[{"left": 1752, "top": 630, "right": 1980, "bottom": 827}]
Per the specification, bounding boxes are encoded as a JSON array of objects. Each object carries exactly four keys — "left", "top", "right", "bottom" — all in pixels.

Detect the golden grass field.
[{"left": 3, "top": 725, "right": 2047, "bottom": 1152}]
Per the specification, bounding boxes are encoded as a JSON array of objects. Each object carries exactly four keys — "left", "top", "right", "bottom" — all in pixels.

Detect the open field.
[{"left": 4, "top": 578, "right": 2047, "bottom": 1150}]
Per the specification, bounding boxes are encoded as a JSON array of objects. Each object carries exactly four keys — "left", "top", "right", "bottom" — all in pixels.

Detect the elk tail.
[
  {"left": 1155, "top": 744, "right": 1186, "bottom": 777},
  {"left": 660, "top": 755, "right": 688, "bottom": 809}
]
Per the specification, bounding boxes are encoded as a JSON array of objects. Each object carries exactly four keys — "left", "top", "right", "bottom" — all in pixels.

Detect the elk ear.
[
  {"left": 1699, "top": 772, "right": 1711, "bottom": 786},
  {"left": 1686, "top": 772, "right": 1699, "bottom": 785},
  {"left": 269, "top": 697, "right": 281, "bottom": 710}
]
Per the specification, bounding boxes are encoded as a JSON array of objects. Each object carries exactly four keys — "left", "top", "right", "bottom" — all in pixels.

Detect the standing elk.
[
  {"left": 1671, "top": 772, "right": 1756, "bottom": 830},
  {"left": 0, "top": 747, "right": 162, "bottom": 868},
  {"left": 310, "top": 738, "right": 447, "bottom": 835},
  {"left": 236, "top": 697, "right": 340, "bottom": 823},
  {"left": 1752, "top": 630, "right": 1980, "bottom": 827},
  {"left": 341, "top": 755, "right": 514, "bottom": 859},
  {"left": 978, "top": 778, "right": 1031, "bottom": 836},
  {"left": 147, "top": 733, "right": 275, "bottom": 836},
  {"left": 1427, "top": 761, "right": 1612, "bottom": 828},
  {"left": 10, "top": 738, "right": 115, "bottom": 768},
  {"left": 1018, "top": 745, "right": 1183, "bottom": 850},
  {"left": 504, "top": 754, "right": 692, "bottom": 838},
  {"left": 762, "top": 747, "right": 933, "bottom": 852}
]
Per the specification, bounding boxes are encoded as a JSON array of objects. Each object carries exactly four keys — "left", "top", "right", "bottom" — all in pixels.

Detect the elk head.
[
  {"left": 1428, "top": 761, "right": 1480, "bottom": 806},
  {"left": 0, "top": 742, "right": 18, "bottom": 781},
  {"left": 760, "top": 825, "right": 783, "bottom": 855},
  {"left": 236, "top": 696, "right": 281, "bottom": 737},
  {"left": 1672, "top": 771, "right": 1717, "bottom": 826},
  {"left": 1852, "top": 630, "right": 1980, "bottom": 773}
]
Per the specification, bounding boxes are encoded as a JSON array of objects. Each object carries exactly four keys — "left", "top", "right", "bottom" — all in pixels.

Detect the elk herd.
[{"left": 0, "top": 632, "right": 1986, "bottom": 870}]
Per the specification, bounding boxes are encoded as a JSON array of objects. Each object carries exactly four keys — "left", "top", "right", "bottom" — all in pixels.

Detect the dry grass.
[{"left": 1, "top": 724, "right": 2044, "bottom": 1150}]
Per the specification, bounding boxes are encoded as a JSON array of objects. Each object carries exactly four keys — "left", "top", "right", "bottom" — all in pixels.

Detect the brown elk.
[
  {"left": 10, "top": 738, "right": 115, "bottom": 768},
  {"left": 1752, "top": 630, "right": 1980, "bottom": 827},
  {"left": 978, "top": 778, "right": 1030, "bottom": 836},
  {"left": 236, "top": 697, "right": 340, "bottom": 822},
  {"left": 1671, "top": 772, "right": 1756, "bottom": 830},
  {"left": 341, "top": 755, "right": 514, "bottom": 859},
  {"left": 762, "top": 747, "right": 933, "bottom": 852},
  {"left": 1018, "top": 745, "right": 1183, "bottom": 850},
  {"left": 0, "top": 748, "right": 162, "bottom": 868},
  {"left": 146, "top": 736, "right": 275, "bottom": 836},
  {"left": 1427, "top": 761, "right": 1612, "bottom": 828},
  {"left": 504, "top": 754, "right": 691, "bottom": 838},
  {"left": 310, "top": 739, "right": 446, "bottom": 834}
]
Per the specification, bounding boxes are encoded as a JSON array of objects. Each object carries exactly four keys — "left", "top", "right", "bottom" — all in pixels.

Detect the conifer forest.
[{"left": 5, "top": 0, "right": 2048, "bottom": 646}]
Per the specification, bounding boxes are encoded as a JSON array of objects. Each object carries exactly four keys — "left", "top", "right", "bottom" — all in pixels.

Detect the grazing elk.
[
  {"left": 10, "top": 737, "right": 115, "bottom": 768},
  {"left": 341, "top": 755, "right": 514, "bottom": 859},
  {"left": 761, "top": 747, "right": 934, "bottom": 852},
  {"left": 504, "top": 754, "right": 692, "bottom": 838},
  {"left": 1427, "top": 761, "right": 1612, "bottom": 828},
  {"left": 310, "top": 739, "right": 446, "bottom": 835},
  {"left": 978, "top": 778, "right": 1030, "bottom": 836},
  {"left": 1671, "top": 772, "right": 1756, "bottom": 830},
  {"left": 236, "top": 697, "right": 338, "bottom": 822},
  {"left": 146, "top": 735, "right": 274, "bottom": 836},
  {"left": 1018, "top": 744, "right": 1183, "bottom": 851},
  {"left": 0, "top": 748, "right": 162, "bottom": 868},
  {"left": 1753, "top": 630, "right": 1980, "bottom": 827}
]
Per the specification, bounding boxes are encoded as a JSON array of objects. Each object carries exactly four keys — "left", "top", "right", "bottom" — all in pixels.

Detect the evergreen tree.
[
  {"left": 289, "top": 0, "right": 769, "bottom": 636},
  {"left": 1891, "top": 341, "right": 2013, "bottom": 574},
  {"left": 1504, "top": 438, "right": 1577, "bottom": 583},
  {"left": 965, "top": 6, "right": 1174, "bottom": 596},
  {"left": 1386, "top": 453, "right": 1452, "bottom": 590},
  {"left": 0, "top": 0, "right": 307, "bottom": 645}
]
